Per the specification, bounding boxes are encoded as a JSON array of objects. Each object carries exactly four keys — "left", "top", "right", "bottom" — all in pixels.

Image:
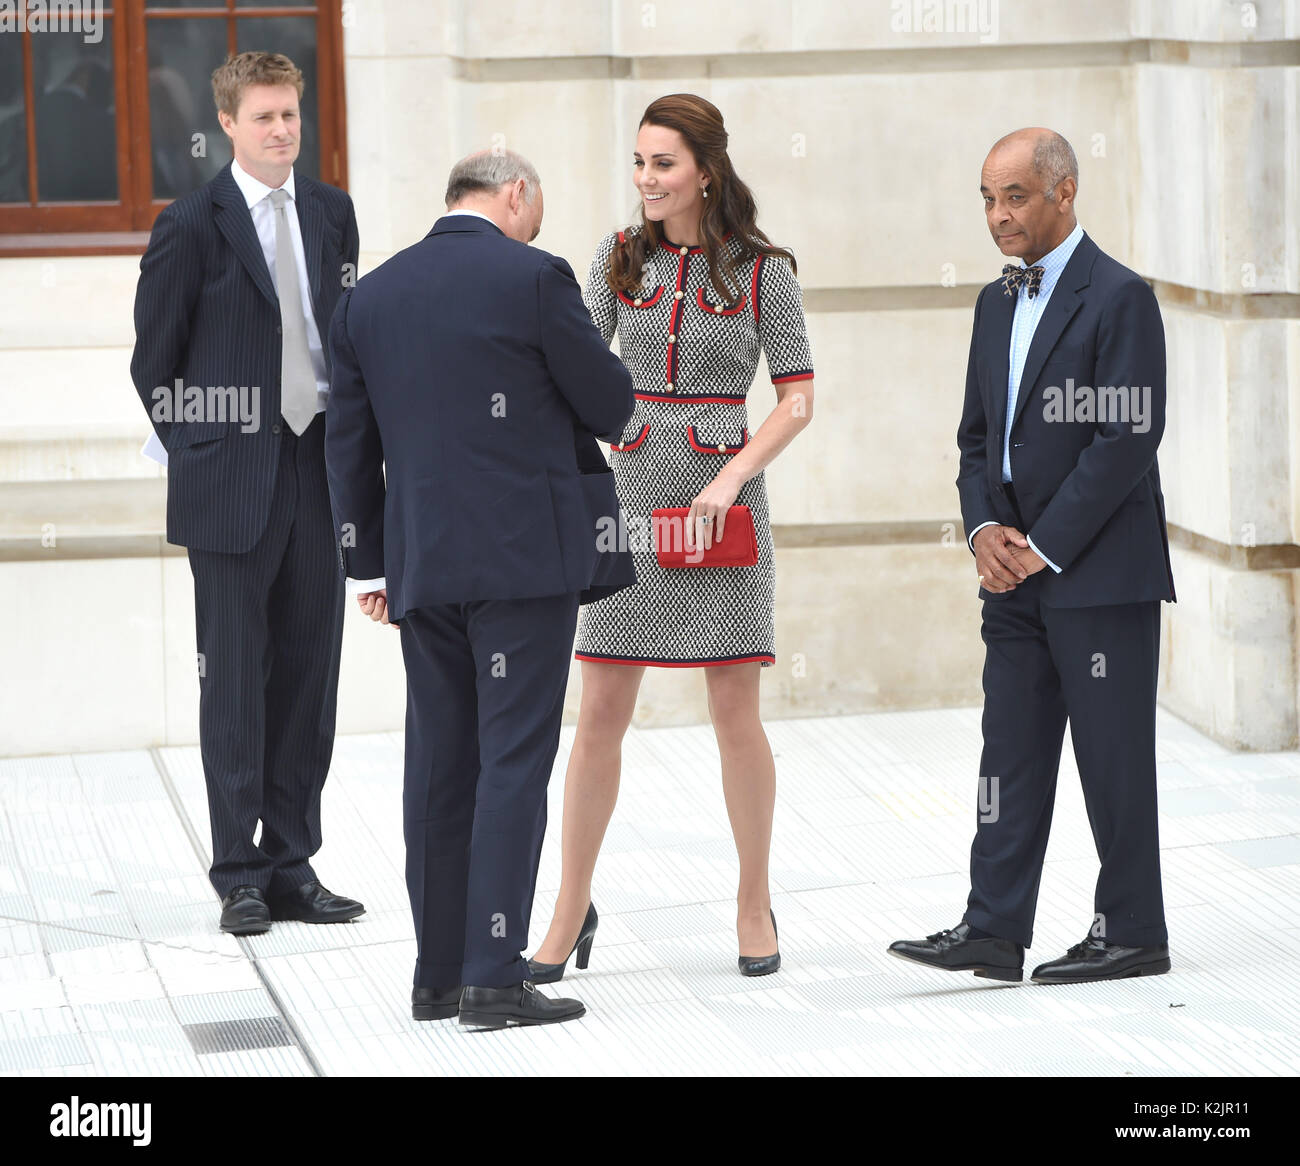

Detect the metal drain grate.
[{"left": 182, "top": 1017, "right": 293, "bottom": 1055}]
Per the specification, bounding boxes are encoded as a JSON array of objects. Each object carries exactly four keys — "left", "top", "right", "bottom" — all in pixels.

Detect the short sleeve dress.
[{"left": 573, "top": 225, "right": 814, "bottom": 668}]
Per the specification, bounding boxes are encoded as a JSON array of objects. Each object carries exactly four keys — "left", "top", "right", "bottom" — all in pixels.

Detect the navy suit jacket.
[
  {"left": 130, "top": 162, "right": 359, "bottom": 552},
  {"left": 957, "top": 232, "right": 1176, "bottom": 608},
  {"left": 324, "top": 214, "right": 636, "bottom": 618}
]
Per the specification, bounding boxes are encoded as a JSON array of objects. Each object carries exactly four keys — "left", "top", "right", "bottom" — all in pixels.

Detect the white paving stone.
[{"left": 0, "top": 708, "right": 1296, "bottom": 1076}]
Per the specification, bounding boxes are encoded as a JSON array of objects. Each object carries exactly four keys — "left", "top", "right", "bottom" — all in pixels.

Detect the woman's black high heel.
[
  {"left": 526, "top": 902, "right": 598, "bottom": 984},
  {"left": 739, "top": 909, "right": 780, "bottom": 976}
]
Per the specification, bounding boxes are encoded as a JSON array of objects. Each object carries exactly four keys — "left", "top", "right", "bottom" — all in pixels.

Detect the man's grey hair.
[
  {"left": 444, "top": 149, "right": 540, "bottom": 207},
  {"left": 1033, "top": 132, "right": 1078, "bottom": 200}
]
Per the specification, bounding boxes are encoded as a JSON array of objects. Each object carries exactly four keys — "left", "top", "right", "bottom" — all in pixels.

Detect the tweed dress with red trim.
[{"left": 573, "top": 225, "right": 814, "bottom": 668}]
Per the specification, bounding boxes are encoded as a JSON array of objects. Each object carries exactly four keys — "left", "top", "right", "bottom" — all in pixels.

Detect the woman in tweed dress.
[{"left": 529, "top": 94, "right": 815, "bottom": 977}]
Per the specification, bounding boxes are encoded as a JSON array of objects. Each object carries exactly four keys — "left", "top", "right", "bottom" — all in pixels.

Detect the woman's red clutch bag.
[{"left": 651, "top": 505, "right": 758, "bottom": 567}]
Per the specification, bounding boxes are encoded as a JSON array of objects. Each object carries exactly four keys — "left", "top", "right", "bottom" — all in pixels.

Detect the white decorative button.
[
  {"left": 674, "top": 290, "right": 684, "bottom": 299},
  {"left": 634, "top": 298, "right": 643, "bottom": 306},
  {"left": 665, "top": 382, "right": 675, "bottom": 392},
  {"left": 668, "top": 334, "right": 676, "bottom": 343},
  {"left": 717, "top": 443, "right": 727, "bottom": 452},
  {"left": 679, "top": 246, "right": 689, "bottom": 255}
]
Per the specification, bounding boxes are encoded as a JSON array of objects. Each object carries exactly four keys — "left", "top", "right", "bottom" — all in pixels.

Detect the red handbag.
[{"left": 652, "top": 505, "right": 758, "bottom": 567}]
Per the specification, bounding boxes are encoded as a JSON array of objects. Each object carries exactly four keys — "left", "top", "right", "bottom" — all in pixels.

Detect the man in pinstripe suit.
[{"left": 130, "top": 52, "right": 363, "bottom": 935}]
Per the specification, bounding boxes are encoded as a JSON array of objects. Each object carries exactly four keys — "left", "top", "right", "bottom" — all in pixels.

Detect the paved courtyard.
[{"left": 2, "top": 707, "right": 1298, "bottom": 1076}]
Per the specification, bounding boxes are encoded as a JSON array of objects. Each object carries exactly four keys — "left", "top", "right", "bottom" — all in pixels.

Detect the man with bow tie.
[{"left": 888, "top": 128, "right": 1176, "bottom": 985}]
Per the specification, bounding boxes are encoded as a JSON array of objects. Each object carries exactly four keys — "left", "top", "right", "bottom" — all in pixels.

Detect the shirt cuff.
[
  {"left": 966, "top": 520, "right": 998, "bottom": 553},
  {"left": 347, "top": 576, "right": 386, "bottom": 596},
  {"left": 1026, "top": 535, "right": 1062, "bottom": 574}
]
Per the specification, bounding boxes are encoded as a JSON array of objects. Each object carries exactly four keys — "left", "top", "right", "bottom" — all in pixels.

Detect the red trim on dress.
[
  {"left": 634, "top": 391, "right": 747, "bottom": 404},
  {"left": 686, "top": 426, "right": 749, "bottom": 454},
  {"left": 656, "top": 229, "right": 732, "bottom": 255},
  {"left": 750, "top": 255, "right": 765, "bottom": 324},
  {"left": 575, "top": 652, "right": 775, "bottom": 669},
  {"left": 667, "top": 251, "right": 688, "bottom": 385},
  {"left": 695, "top": 287, "right": 748, "bottom": 316},
  {"left": 616, "top": 286, "right": 665, "bottom": 308},
  {"left": 771, "top": 371, "right": 814, "bottom": 384},
  {"left": 608, "top": 423, "right": 650, "bottom": 452}
]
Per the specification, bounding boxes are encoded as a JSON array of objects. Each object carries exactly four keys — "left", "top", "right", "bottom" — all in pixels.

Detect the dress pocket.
[
  {"left": 686, "top": 425, "right": 748, "bottom": 454},
  {"left": 616, "top": 286, "right": 665, "bottom": 309},
  {"left": 694, "top": 287, "right": 748, "bottom": 316},
  {"left": 610, "top": 422, "right": 650, "bottom": 451}
]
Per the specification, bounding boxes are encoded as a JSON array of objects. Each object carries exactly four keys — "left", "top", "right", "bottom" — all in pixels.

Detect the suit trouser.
[
  {"left": 399, "top": 591, "right": 581, "bottom": 990},
  {"left": 186, "top": 415, "right": 345, "bottom": 898},
  {"left": 962, "top": 571, "right": 1168, "bottom": 949}
]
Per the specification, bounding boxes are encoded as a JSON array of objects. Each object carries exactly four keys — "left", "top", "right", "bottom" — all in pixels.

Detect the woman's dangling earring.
[{"left": 702, "top": 186, "right": 709, "bottom": 199}]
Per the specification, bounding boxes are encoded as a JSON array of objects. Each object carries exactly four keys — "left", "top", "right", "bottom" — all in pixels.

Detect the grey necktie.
[{"left": 269, "top": 187, "right": 317, "bottom": 436}]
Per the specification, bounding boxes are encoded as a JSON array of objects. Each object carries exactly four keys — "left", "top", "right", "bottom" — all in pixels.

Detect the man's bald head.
[
  {"left": 987, "top": 128, "right": 1078, "bottom": 201},
  {"left": 980, "top": 128, "right": 1078, "bottom": 265},
  {"left": 444, "top": 147, "right": 545, "bottom": 244}
]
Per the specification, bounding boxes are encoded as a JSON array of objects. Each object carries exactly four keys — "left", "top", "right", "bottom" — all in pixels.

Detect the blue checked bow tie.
[{"left": 1001, "top": 263, "right": 1045, "bottom": 298}]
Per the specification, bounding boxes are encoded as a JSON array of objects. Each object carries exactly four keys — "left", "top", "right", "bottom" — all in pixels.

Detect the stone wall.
[{"left": 1, "top": 0, "right": 1295, "bottom": 753}]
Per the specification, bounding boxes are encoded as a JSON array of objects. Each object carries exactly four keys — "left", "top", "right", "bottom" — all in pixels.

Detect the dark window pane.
[
  {"left": 239, "top": 2, "right": 314, "bottom": 7},
  {"left": 236, "top": 18, "right": 318, "bottom": 180},
  {"left": 145, "top": 3, "right": 232, "bottom": 8},
  {"left": 0, "top": 32, "right": 27, "bottom": 203},
  {"left": 32, "top": 23, "right": 118, "bottom": 201},
  {"left": 147, "top": 17, "right": 232, "bottom": 198}
]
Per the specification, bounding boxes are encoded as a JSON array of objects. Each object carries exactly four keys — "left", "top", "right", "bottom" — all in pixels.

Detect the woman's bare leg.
[
  {"left": 530, "top": 659, "right": 645, "bottom": 964},
  {"left": 705, "top": 662, "right": 778, "bottom": 956}
]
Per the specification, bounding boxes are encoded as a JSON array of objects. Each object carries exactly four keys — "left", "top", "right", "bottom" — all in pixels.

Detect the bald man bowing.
[{"left": 888, "top": 129, "right": 1176, "bottom": 985}]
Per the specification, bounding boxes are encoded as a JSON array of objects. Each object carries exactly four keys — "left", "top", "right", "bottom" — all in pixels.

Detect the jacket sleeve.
[
  {"left": 955, "top": 285, "right": 996, "bottom": 552},
  {"left": 1026, "top": 277, "right": 1167, "bottom": 570},
  {"left": 538, "top": 253, "right": 635, "bottom": 444},
  {"left": 129, "top": 203, "right": 202, "bottom": 449},
  {"left": 324, "top": 287, "right": 386, "bottom": 580}
]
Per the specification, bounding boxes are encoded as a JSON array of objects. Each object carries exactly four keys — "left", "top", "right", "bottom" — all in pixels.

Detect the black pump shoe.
[
  {"left": 527, "top": 902, "right": 598, "bottom": 985},
  {"left": 739, "top": 909, "right": 781, "bottom": 976},
  {"left": 412, "top": 985, "right": 462, "bottom": 1021}
]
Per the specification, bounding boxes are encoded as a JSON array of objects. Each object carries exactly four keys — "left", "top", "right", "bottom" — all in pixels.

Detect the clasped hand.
[{"left": 973, "top": 524, "right": 1046, "bottom": 593}]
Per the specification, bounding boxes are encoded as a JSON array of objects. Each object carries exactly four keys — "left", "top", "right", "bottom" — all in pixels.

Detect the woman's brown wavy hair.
[{"left": 607, "top": 93, "right": 795, "bottom": 305}]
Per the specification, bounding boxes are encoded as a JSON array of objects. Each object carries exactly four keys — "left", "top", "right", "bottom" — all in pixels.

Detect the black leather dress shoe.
[
  {"left": 267, "top": 880, "right": 365, "bottom": 924},
  {"left": 412, "top": 985, "right": 462, "bottom": 1021},
  {"left": 220, "top": 885, "right": 271, "bottom": 935},
  {"left": 1031, "top": 936, "right": 1171, "bottom": 984},
  {"left": 887, "top": 921, "right": 1024, "bottom": 982},
  {"left": 458, "top": 981, "right": 586, "bottom": 1030}
]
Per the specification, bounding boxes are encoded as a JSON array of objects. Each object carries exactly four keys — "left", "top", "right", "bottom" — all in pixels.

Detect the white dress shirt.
[
  {"left": 968, "top": 222, "right": 1086, "bottom": 575},
  {"left": 230, "top": 157, "right": 330, "bottom": 412},
  {"left": 345, "top": 208, "right": 502, "bottom": 598}
]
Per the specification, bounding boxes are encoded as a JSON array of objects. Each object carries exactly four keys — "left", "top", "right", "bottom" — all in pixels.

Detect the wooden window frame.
[{"left": 0, "top": 0, "right": 347, "bottom": 257}]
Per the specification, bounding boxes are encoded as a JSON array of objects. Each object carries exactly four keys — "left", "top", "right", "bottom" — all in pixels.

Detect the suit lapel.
[
  {"left": 211, "top": 164, "right": 278, "bottom": 309},
  {"left": 1008, "top": 234, "right": 1095, "bottom": 433},
  {"left": 296, "top": 176, "right": 326, "bottom": 331},
  {"left": 985, "top": 284, "right": 1015, "bottom": 438}
]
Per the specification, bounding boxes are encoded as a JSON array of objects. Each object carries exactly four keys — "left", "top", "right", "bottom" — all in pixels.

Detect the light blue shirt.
[
  {"left": 969, "top": 221, "right": 1085, "bottom": 574},
  {"left": 1003, "top": 220, "right": 1084, "bottom": 482}
]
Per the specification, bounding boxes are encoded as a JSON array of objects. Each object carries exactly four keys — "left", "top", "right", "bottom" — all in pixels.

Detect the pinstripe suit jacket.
[{"left": 130, "top": 162, "right": 359, "bottom": 552}]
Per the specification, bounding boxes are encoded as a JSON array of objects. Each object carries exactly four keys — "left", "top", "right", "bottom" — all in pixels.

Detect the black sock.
[{"left": 965, "top": 925, "right": 998, "bottom": 940}]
